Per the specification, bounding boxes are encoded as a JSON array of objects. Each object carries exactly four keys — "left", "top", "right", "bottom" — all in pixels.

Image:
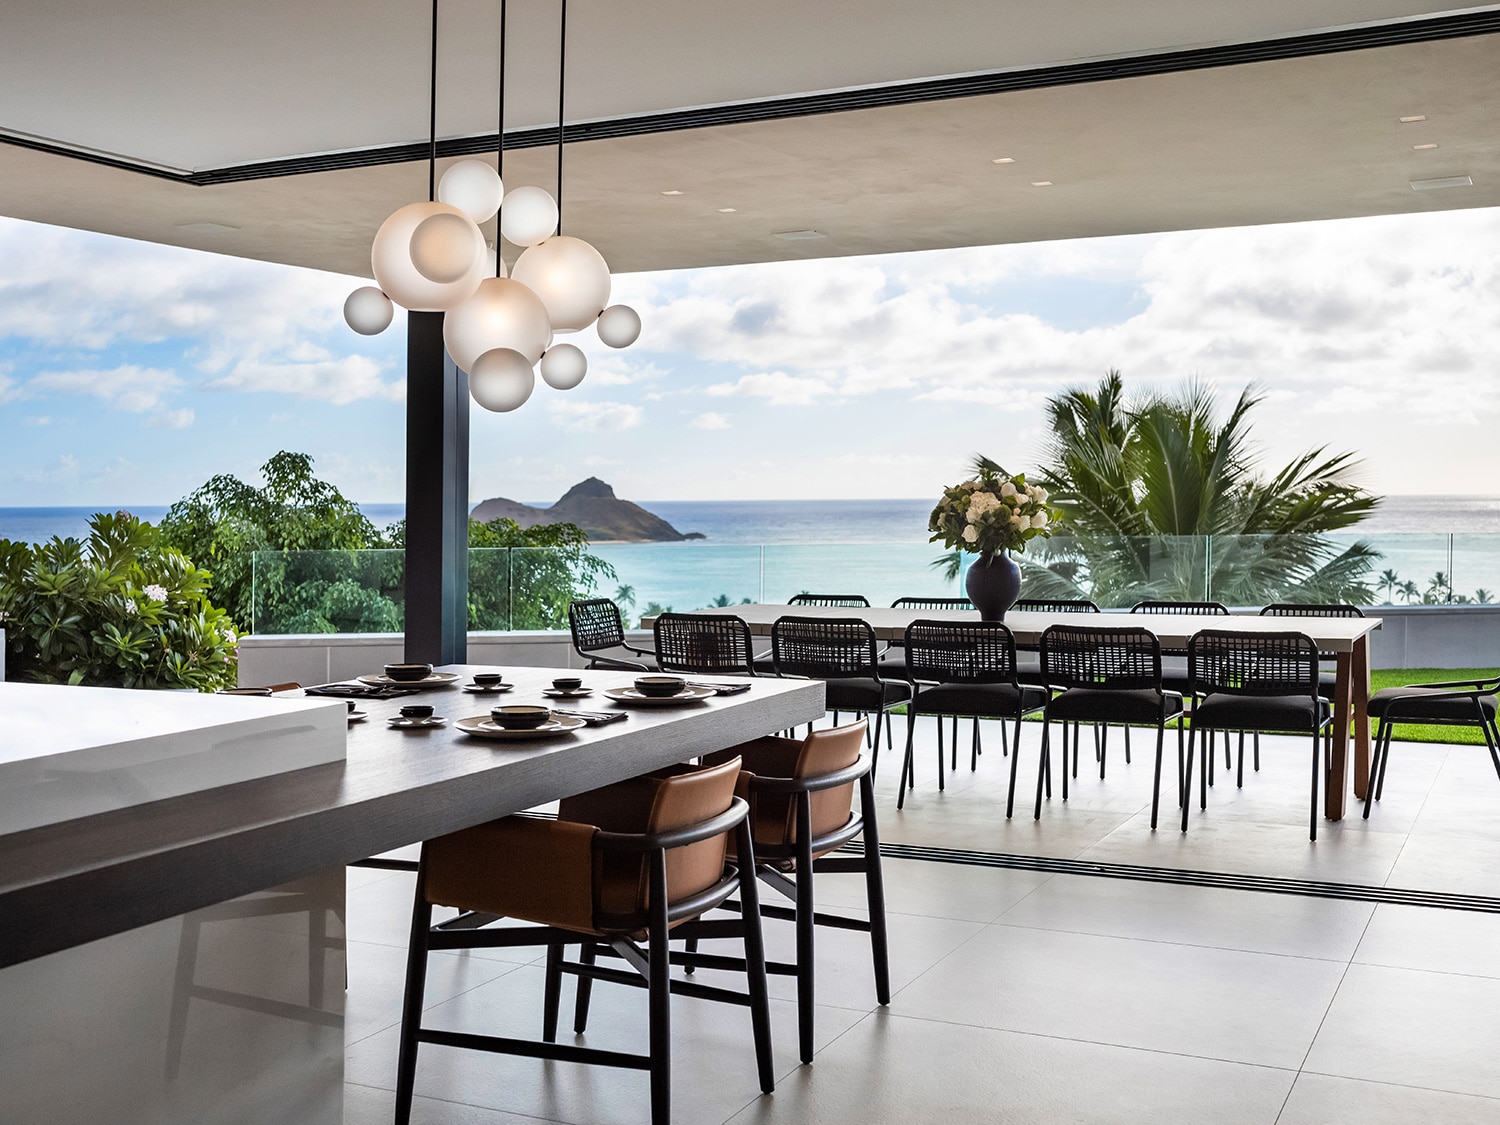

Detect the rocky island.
[{"left": 471, "top": 478, "right": 702, "bottom": 543}]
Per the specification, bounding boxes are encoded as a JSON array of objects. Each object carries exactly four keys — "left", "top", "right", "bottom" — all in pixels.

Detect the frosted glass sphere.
[
  {"left": 409, "top": 211, "right": 485, "bottom": 284},
  {"left": 499, "top": 185, "right": 558, "bottom": 247},
  {"left": 438, "top": 160, "right": 502, "bottom": 223},
  {"left": 539, "top": 343, "right": 587, "bottom": 390},
  {"left": 371, "top": 201, "right": 485, "bottom": 311},
  {"left": 343, "top": 286, "right": 394, "bottom": 335},
  {"left": 596, "top": 304, "right": 642, "bottom": 348},
  {"left": 512, "top": 236, "right": 612, "bottom": 332},
  {"left": 469, "top": 348, "right": 535, "bottom": 412},
  {"left": 442, "top": 276, "right": 552, "bottom": 370}
]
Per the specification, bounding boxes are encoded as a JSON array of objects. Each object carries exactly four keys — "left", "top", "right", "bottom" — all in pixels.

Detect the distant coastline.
[{"left": 5, "top": 495, "right": 1500, "bottom": 546}]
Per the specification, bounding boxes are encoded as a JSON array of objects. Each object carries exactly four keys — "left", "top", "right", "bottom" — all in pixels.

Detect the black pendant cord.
[
  {"left": 556, "top": 0, "right": 567, "bottom": 236},
  {"left": 428, "top": 0, "right": 439, "bottom": 201},
  {"left": 496, "top": 0, "right": 507, "bottom": 276}
]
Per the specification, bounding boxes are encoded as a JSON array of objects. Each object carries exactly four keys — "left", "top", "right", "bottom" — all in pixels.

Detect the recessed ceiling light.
[
  {"left": 775, "top": 229, "right": 825, "bottom": 241},
  {"left": 1411, "top": 175, "right": 1473, "bottom": 191},
  {"left": 717, "top": 207, "right": 737, "bottom": 213},
  {"left": 1030, "top": 181, "right": 1053, "bottom": 187},
  {"left": 991, "top": 157, "right": 1015, "bottom": 164},
  {"left": 1413, "top": 143, "right": 1439, "bottom": 150},
  {"left": 1399, "top": 115, "right": 1427, "bottom": 123},
  {"left": 660, "top": 190, "right": 683, "bottom": 196}
]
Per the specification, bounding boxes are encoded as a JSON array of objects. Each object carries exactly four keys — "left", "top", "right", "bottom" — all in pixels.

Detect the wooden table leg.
[
  {"left": 1329, "top": 653, "right": 1352, "bottom": 820},
  {"left": 1352, "top": 635, "right": 1371, "bottom": 801}
]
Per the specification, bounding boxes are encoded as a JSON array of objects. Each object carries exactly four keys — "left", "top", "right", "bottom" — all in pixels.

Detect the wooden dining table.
[{"left": 686, "top": 605, "right": 1381, "bottom": 821}]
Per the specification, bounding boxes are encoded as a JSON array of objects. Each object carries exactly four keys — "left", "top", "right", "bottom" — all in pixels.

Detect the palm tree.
[
  {"left": 1378, "top": 568, "right": 1401, "bottom": 604},
  {"left": 997, "top": 371, "right": 1380, "bottom": 606},
  {"left": 1476, "top": 588, "right": 1493, "bottom": 605},
  {"left": 1398, "top": 580, "right": 1420, "bottom": 604},
  {"left": 613, "top": 583, "right": 636, "bottom": 609}
]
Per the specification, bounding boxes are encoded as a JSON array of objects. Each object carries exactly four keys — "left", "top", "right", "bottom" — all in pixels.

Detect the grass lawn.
[{"left": 1369, "top": 668, "right": 1495, "bottom": 746}]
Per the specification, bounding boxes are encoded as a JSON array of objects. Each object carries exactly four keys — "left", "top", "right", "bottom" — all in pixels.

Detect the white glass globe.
[
  {"left": 468, "top": 348, "right": 535, "bottom": 412},
  {"left": 371, "top": 201, "right": 486, "bottom": 311},
  {"left": 511, "top": 235, "right": 611, "bottom": 332},
  {"left": 499, "top": 185, "right": 558, "bottom": 247},
  {"left": 409, "top": 211, "right": 485, "bottom": 284},
  {"left": 343, "top": 286, "right": 394, "bottom": 335},
  {"left": 438, "top": 160, "right": 502, "bottom": 223},
  {"left": 596, "top": 303, "right": 642, "bottom": 348},
  {"left": 442, "top": 276, "right": 553, "bottom": 370},
  {"left": 539, "top": 343, "right": 587, "bottom": 390}
]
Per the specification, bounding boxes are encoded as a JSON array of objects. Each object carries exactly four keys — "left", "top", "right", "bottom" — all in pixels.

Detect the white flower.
[
  {"left": 1011, "top": 513, "right": 1028, "bottom": 530},
  {"left": 967, "top": 492, "right": 1000, "bottom": 519},
  {"left": 1034, "top": 486, "right": 1049, "bottom": 503},
  {"left": 962, "top": 524, "right": 979, "bottom": 544},
  {"left": 1031, "top": 512, "right": 1049, "bottom": 529},
  {"left": 144, "top": 584, "right": 168, "bottom": 603},
  {"left": 999, "top": 481, "right": 1017, "bottom": 498},
  {"left": 123, "top": 598, "right": 138, "bottom": 615}
]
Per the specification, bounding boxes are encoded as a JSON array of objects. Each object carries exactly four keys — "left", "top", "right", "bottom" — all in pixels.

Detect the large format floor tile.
[
  {"left": 810, "top": 855, "right": 1054, "bottom": 924},
  {"left": 1304, "top": 962, "right": 1500, "bottom": 1100},
  {"left": 723, "top": 1012, "right": 1297, "bottom": 1125},
  {"left": 894, "top": 923, "right": 1345, "bottom": 1069},
  {"left": 1277, "top": 1073, "right": 1500, "bottom": 1125},
  {"left": 1353, "top": 903, "right": 1500, "bottom": 979}
]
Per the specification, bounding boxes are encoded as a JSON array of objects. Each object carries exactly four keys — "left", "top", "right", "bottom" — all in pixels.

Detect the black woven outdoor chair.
[
  {"left": 1014, "top": 598, "right": 1102, "bottom": 613},
  {"left": 891, "top": 596, "right": 973, "bottom": 610},
  {"left": 1363, "top": 673, "right": 1500, "bottom": 821},
  {"left": 897, "top": 621, "right": 1047, "bottom": 810},
  {"left": 1186, "top": 629, "right": 1331, "bottom": 840},
  {"left": 1036, "top": 625, "right": 1184, "bottom": 824},
  {"left": 770, "top": 615, "right": 911, "bottom": 770},
  {"left": 1131, "top": 599, "right": 1233, "bottom": 768},
  {"left": 653, "top": 613, "right": 759, "bottom": 677},
  {"left": 879, "top": 596, "right": 973, "bottom": 691},
  {"left": 788, "top": 593, "right": 871, "bottom": 608},
  {"left": 568, "top": 598, "right": 658, "bottom": 671}
]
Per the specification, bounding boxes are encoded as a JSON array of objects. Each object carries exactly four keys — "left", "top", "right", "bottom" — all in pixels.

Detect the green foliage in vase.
[
  {"left": 986, "top": 371, "right": 1381, "bottom": 606},
  {"left": 0, "top": 512, "right": 238, "bottom": 690}
]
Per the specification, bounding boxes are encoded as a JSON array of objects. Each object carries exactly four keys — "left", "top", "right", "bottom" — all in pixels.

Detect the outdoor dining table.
[{"left": 687, "top": 605, "right": 1381, "bottom": 821}]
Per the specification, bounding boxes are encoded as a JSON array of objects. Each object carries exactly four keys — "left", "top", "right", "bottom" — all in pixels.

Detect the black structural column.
[{"left": 404, "top": 310, "right": 469, "bottom": 665}]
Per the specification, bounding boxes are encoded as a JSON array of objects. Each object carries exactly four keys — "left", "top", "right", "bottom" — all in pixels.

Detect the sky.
[{"left": 1, "top": 203, "right": 1498, "bottom": 507}]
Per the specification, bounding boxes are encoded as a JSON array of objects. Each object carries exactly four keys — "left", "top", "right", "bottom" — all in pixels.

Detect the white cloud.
[
  {"left": 546, "top": 400, "right": 644, "bottom": 432},
  {"left": 27, "top": 364, "right": 181, "bottom": 412},
  {"left": 691, "top": 412, "right": 731, "bottom": 430},
  {"left": 205, "top": 355, "right": 403, "bottom": 404},
  {"left": 706, "top": 371, "right": 833, "bottom": 406},
  {"left": 146, "top": 408, "right": 195, "bottom": 429},
  {"left": 23, "top": 415, "right": 49, "bottom": 426}
]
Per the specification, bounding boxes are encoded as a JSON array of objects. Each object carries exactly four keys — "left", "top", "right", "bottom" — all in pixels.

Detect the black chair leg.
[
  {"left": 682, "top": 936, "right": 699, "bottom": 975},
  {"left": 394, "top": 876, "right": 434, "bottom": 1125},
  {"left": 1375, "top": 720, "right": 1394, "bottom": 800},
  {"left": 897, "top": 709, "right": 916, "bottom": 810},
  {"left": 1224, "top": 729, "right": 1232, "bottom": 771},
  {"left": 794, "top": 799, "right": 817, "bottom": 1064},
  {"left": 542, "top": 941, "right": 564, "bottom": 1042},
  {"left": 951, "top": 714, "right": 958, "bottom": 772},
  {"left": 1200, "top": 726, "right": 1210, "bottom": 810},
  {"left": 735, "top": 823, "right": 776, "bottom": 1094},
  {"left": 1150, "top": 721, "right": 1165, "bottom": 830},
  {"left": 1071, "top": 721, "right": 1080, "bottom": 779},
  {"left": 872, "top": 708, "right": 885, "bottom": 776},
  {"left": 1484, "top": 719, "right": 1500, "bottom": 781},
  {"left": 1181, "top": 726, "right": 1196, "bottom": 833},
  {"left": 573, "top": 942, "right": 596, "bottom": 1033},
  {"left": 648, "top": 855, "right": 672, "bottom": 1125},
  {"left": 971, "top": 717, "right": 981, "bottom": 771},
  {"left": 1253, "top": 731, "right": 1260, "bottom": 771},
  {"left": 1124, "top": 724, "right": 1131, "bottom": 764},
  {"left": 937, "top": 714, "right": 947, "bottom": 793},
  {"left": 1006, "top": 714, "right": 1024, "bottom": 818},
  {"left": 1309, "top": 729, "right": 1322, "bottom": 842},
  {"left": 1000, "top": 714, "right": 1010, "bottom": 758},
  {"left": 860, "top": 774, "right": 892, "bottom": 1007},
  {"left": 1236, "top": 731, "right": 1245, "bottom": 789},
  {"left": 1099, "top": 723, "right": 1108, "bottom": 780},
  {"left": 936, "top": 713, "right": 944, "bottom": 767}
]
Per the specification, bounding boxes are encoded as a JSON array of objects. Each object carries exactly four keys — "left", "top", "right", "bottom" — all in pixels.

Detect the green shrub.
[{"left": 0, "top": 512, "right": 238, "bottom": 691}]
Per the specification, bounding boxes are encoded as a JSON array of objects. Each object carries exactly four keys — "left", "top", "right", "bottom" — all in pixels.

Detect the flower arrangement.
[{"left": 929, "top": 467, "right": 1059, "bottom": 559}]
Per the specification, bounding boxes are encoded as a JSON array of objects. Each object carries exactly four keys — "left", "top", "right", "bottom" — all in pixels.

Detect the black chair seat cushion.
[
  {"left": 753, "top": 654, "right": 778, "bottom": 674},
  {"left": 910, "top": 682, "right": 1047, "bottom": 718},
  {"left": 1015, "top": 650, "right": 1043, "bottom": 686},
  {"left": 1047, "top": 688, "right": 1182, "bottom": 725},
  {"left": 878, "top": 650, "right": 908, "bottom": 676},
  {"left": 1159, "top": 654, "right": 1191, "bottom": 694},
  {"left": 1193, "top": 692, "right": 1329, "bottom": 733},
  {"left": 824, "top": 677, "right": 911, "bottom": 712},
  {"left": 1368, "top": 686, "right": 1498, "bottom": 723}
]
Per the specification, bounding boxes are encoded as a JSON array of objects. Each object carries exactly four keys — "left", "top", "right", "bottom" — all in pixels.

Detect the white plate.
[
  {"left": 602, "top": 685, "right": 716, "bottom": 706},
  {"left": 455, "top": 714, "right": 587, "bottom": 740},
  {"left": 359, "top": 672, "right": 462, "bottom": 688},
  {"left": 542, "top": 687, "right": 594, "bottom": 698},
  {"left": 462, "top": 683, "right": 515, "bottom": 695},
  {"left": 347, "top": 710, "right": 368, "bottom": 723},
  {"left": 387, "top": 716, "right": 447, "bottom": 729}
]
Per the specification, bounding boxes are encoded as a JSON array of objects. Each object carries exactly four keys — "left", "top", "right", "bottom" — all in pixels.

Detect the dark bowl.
[
  {"left": 634, "top": 675, "right": 686, "bottom": 698},
  {"left": 471, "top": 671, "right": 504, "bottom": 686},
  {"left": 385, "top": 662, "right": 433, "bottom": 683},
  {"left": 491, "top": 704, "right": 552, "bottom": 730},
  {"left": 551, "top": 677, "right": 583, "bottom": 691},
  {"left": 399, "top": 703, "right": 434, "bottom": 720}
]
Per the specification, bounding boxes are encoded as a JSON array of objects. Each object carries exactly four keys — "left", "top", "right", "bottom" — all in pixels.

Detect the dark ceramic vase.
[{"left": 965, "top": 552, "right": 1022, "bottom": 621}]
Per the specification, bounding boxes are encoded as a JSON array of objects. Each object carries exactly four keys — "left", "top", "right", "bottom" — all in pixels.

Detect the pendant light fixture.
[{"left": 344, "top": 0, "right": 641, "bottom": 412}]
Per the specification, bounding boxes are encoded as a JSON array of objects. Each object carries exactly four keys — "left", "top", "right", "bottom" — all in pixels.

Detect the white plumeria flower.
[
  {"left": 144, "top": 584, "right": 168, "bottom": 603},
  {"left": 124, "top": 598, "right": 138, "bottom": 615}
]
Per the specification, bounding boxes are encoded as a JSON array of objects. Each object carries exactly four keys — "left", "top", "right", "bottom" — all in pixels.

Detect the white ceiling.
[{"left": 2, "top": 0, "right": 1494, "bottom": 170}]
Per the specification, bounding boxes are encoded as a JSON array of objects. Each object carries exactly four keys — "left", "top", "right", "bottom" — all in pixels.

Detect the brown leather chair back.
[
  {"left": 648, "top": 756, "right": 743, "bottom": 909},
  {"left": 793, "top": 722, "right": 865, "bottom": 842}
]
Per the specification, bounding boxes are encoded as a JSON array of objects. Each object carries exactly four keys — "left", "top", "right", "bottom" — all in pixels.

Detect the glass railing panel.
[
  {"left": 1205, "top": 533, "right": 1378, "bottom": 609},
  {"left": 1446, "top": 534, "right": 1500, "bottom": 606},
  {"left": 502, "top": 545, "right": 629, "bottom": 630},
  {"left": 1017, "top": 535, "right": 1210, "bottom": 609},
  {"left": 466, "top": 546, "right": 514, "bottom": 630},
  {"left": 760, "top": 544, "right": 964, "bottom": 609},
  {"left": 1317, "top": 532, "right": 1456, "bottom": 608},
  {"left": 250, "top": 549, "right": 405, "bottom": 635},
  {"left": 581, "top": 544, "right": 764, "bottom": 629}
]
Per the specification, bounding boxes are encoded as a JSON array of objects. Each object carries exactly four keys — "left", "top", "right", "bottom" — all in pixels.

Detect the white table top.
[{"left": 684, "top": 605, "right": 1381, "bottom": 652}]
